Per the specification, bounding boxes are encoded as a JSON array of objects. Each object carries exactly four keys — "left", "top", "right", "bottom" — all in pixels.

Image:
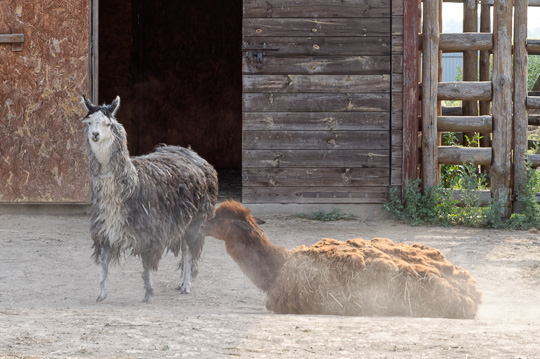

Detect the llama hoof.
[
  {"left": 143, "top": 289, "right": 154, "bottom": 303},
  {"left": 142, "top": 296, "right": 153, "bottom": 304},
  {"left": 96, "top": 293, "right": 107, "bottom": 302},
  {"left": 177, "top": 285, "right": 191, "bottom": 294}
]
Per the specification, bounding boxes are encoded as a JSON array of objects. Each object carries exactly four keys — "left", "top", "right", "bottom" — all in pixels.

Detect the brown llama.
[
  {"left": 204, "top": 201, "right": 482, "bottom": 319},
  {"left": 203, "top": 200, "right": 288, "bottom": 292}
]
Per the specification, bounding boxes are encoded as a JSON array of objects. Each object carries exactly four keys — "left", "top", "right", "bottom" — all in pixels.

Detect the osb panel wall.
[{"left": 0, "top": 1, "right": 90, "bottom": 202}]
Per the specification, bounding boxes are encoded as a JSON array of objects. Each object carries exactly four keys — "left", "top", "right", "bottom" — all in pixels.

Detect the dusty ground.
[{"left": 1, "top": 206, "right": 540, "bottom": 358}]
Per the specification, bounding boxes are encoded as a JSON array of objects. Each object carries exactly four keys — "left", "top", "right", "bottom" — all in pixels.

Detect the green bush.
[{"left": 384, "top": 163, "right": 537, "bottom": 230}]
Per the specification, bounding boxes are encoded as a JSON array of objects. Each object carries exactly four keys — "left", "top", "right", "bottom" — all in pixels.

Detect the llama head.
[
  {"left": 81, "top": 95, "right": 126, "bottom": 165},
  {"left": 203, "top": 200, "right": 261, "bottom": 240},
  {"left": 81, "top": 95, "right": 120, "bottom": 144}
]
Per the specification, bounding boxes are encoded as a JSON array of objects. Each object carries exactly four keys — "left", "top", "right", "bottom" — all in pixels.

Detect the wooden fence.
[{"left": 403, "top": 0, "right": 540, "bottom": 215}]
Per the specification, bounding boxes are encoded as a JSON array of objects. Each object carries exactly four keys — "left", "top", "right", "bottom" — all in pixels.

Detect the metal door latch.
[{"left": 242, "top": 43, "right": 279, "bottom": 69}]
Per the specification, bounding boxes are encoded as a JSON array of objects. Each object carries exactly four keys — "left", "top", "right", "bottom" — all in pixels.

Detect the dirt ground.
[{"left": 1, "top": 205, "right": 540, "bottom": 358}]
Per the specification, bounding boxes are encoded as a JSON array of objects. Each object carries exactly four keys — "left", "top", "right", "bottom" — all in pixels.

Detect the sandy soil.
[{"left": 1, "top": 208, "right": 540, "bottom": 358}]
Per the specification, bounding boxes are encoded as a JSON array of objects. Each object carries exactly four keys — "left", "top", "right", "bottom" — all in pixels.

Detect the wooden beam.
[
  {"left": 514, "top": 0, "right": 529, "bottom": 213},
  {"left": 419, "top": 37, "right": 540, "bottom": 56},
  {"left": 0, "top": 34, "right": 23, "bottom": 43},
  {"left": 527, "top": 40, "right": 540, "bottom": 55},
  {"left": 491, "top": 0, "right": 513, "bottom": 215},
  {"left": 528, "top": 154, "right": 540, "bottom": 168},
  {"left": 437, "top": 115, "right": 492, "bottom": 132},
  {"left": 437, "top": 81, "right": 492, "bottom": 100},
  {"left": 442, "top": 106, "right": 462, "bottom": 116},
  {"left": 528, "top": 115, "right": 540, "bottom": 126},
  {"left": 438, "top": 146, "right": 492, "bottom": 165},
  {"left": 418, "top": 33, "right": 493, "bottom": 52},
  {"left": 422, "top": 0, "right": 440, "bottom": 188},
  {"left": 403, "top": 0, "right": 420, "bottom": 186},
  {"left": 527, "top": 96, "right": 540, "bottom": 110}
]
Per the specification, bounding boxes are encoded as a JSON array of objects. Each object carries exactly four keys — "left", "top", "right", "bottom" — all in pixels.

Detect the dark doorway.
[{"left": 98, "top": 0, "right": 242, "bottom": 189}]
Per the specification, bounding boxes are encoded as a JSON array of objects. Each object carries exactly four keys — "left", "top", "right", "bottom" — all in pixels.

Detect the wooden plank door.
[
  {"left": 0, "top": 1, "right": 91, "bottom": 203},
  {"left": 242, "top": 0, "right": 392, "bottom": 203}
]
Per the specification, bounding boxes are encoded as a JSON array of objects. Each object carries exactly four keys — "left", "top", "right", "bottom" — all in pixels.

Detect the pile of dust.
[{"left": 265, "top": 237, "right": 482, "bottom": 319}]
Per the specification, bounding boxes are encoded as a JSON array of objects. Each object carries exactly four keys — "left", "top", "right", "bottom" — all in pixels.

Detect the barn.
[{"left": 1, "top": 0, "right": 539, "bottom": 214}]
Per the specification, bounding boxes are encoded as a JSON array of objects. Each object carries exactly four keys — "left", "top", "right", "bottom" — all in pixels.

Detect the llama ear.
[
  {"left": 233, "top": 220, "right": 254, "bottom": 232},
  {"left": 81, "top": 94, "right": 97, "bottom": 112},
  {"left": 254, "top": 217, "right": 266, "bottom": 225},
  {"left": 108, "top": 96, "right": 121, "bottom": 117}
]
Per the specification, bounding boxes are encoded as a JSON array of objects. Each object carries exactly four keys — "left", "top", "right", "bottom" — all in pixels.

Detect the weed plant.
[
  {"left": 506, "top": 162, "right": 540, "bottom": 229},
  {"left": 384, "top": 165, "right": 537, "bottom": 229}
]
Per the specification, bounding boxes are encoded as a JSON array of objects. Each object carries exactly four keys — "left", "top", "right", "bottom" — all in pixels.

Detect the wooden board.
[
  {"left": 0, "top": 1, "right": 90, "bottom": 202},
  {"left": 244, "top": 93, "right": 390, "bottom": 112},
  {"left": 243, "top": 168, "right": 389, "bottom": 187},
  {"left": 243, "top": 131, "right": 389, "bottom": 150},
  {"left": 243, "top": 37, "right": 391, "bottom": 57},
  {"left": 244, "top": 0, "right": 391, "bottom": 18},
  {"left": 243, "top": 18, "right": 390, "bottom": 37},
  {"left": 242, "top": 187, "right": 388, "bottom": 203},
  {"left": 243, "top": 112, "right": 389, "bottom": 131},
  {"left": 243, "top": 149, "right": 390, "bottom": 168},
  {"left": 243, "top": 75, "right": 390, "bottom": 93},
  {"left": 242, "top": 56, "right": 390, "bottom": 75}
]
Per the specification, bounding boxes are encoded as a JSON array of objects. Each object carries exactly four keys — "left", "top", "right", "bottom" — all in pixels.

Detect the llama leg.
[
  {"left": 188, "top": 232, "right": 205, "bottom": 281},
  {"left": 178, "top": 225, "right": 205, "bottom": 294},
  {"left": 178, "top": 248, "right": 193, "bottom": 294},
  {"left": 97, "top": 246, "right": 110, "bottom": 302},
  {"left": 141, "top": 257, "right": 154, "bottom": 303}
]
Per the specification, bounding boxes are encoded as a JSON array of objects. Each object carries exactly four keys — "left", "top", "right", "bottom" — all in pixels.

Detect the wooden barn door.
[
  {"left": 241, "top": 0, "right": 392, "bottom": 204},
  {"left": 0, "top": 1, "right": 91, "bottom": 203}
]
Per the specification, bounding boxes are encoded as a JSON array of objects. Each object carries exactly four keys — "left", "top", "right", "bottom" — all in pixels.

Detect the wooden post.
[
  {"left": 422, "top": 0, "right": 440, "bottom": 188},
  {"left": 402, "top": 0, "right": 420, "bottom": 188},
  {"left": 462, "top": 0, "right": 479, "bottom": 146},
  {"left": 491, "top": 0, "right": 513, "bottom": 216},
  {"left": 479, "top": 1, "right": 491, "bottom": 174},
  {"left": 437, "top": 0, "right": 443, "bottom": 184},
  {"left": 514, "top": 0, "right": 529, "bottom": 213}
]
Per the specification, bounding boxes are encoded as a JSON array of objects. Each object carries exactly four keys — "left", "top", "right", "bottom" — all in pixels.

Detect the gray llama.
[{"left": 81, "top": 95, "right": 218, "bottom": 303}]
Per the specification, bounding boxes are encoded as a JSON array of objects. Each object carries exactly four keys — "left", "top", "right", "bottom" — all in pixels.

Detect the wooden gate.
[
  {"left": 0, "top": 1, "right": 91, "bottom": 203},
  {"left": 241, "top": 0, "right": 397, "bottom": 204},
  {"left": 404, "top": 0, "right": 540, "bottom": 215}
]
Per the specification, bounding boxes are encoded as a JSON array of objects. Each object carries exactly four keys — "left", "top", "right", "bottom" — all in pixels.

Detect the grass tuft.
[{"left": 294, "top": 209, "right": 357, "bottom": 222}]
